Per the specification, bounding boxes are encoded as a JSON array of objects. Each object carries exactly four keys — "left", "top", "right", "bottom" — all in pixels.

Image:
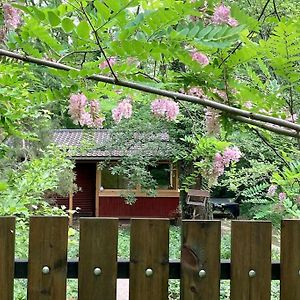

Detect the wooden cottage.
[{"left": 52, "top": 129, "right": 180, "bottom": 219}]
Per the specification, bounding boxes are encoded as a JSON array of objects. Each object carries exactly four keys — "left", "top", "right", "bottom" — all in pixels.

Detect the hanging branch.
[
  {"left": 272, "top": 0, "right": 281, "bottom": 21},
  {"left": 80, "top": 2, "right": 118, "bottom": 81},
  {"left": 252, "top": 128, "right": 290, "bottom": 167},
  {"left": 0, "top": 48, "right": 299, "bottom": 138},
  {"left": 231, "top": 115, "right": 298, "bottom": 138},
  {"left": 219, "top": 0, "right": 272, "bottom": 67}
]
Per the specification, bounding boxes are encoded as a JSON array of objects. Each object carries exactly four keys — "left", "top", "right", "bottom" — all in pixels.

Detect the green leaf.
[
  {"left": 0, "top": 181, "right": 8, "bottom": 191},
  {"left": 189, "top": 25, "right": 200, "bottom": 38},
  {"left": 77, "top": 20, "right": 90, "bottom": 39},
  {"left": 95, "top": 2, "right": 111, "bottom": 21},
  {"left": 47, "top": 11, "right": 61, "bottom": 27},
  {"left": 61, "top": 17, "right": 74, "bottom": 33},
  {"left": 32, "top": 7, "right": 46, "bottom": 20}
]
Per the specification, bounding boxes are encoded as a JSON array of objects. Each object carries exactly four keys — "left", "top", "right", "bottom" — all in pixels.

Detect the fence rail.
[{"left": 0, "top": 216, "right": 299, "bottom": 300}]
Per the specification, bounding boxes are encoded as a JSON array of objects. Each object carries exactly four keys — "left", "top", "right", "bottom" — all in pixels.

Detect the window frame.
[{"left": 98, "top": 160, "right": 179, "bottom": 197}]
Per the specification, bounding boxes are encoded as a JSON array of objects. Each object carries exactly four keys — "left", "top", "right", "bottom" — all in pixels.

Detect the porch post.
[
  {"left": 69, "top": 192, "right": 73, "bottom": 225},
  {"left": 95, "top": 165, "right": 100, "bottom": 217}
]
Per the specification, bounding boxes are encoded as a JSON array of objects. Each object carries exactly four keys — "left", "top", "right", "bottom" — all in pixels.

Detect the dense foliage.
[{"left": 0, "top": 0, "right": 299, "bottom": 223}]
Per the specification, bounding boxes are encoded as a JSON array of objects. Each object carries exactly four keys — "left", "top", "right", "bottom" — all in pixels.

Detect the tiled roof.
[{"left": 51, "top": 129, "right": 172, "bottom": 159}]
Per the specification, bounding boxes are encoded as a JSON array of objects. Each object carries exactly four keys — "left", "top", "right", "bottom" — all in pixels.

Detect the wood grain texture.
[
  {"left": 0, "top": 217, "right": 15, "bottom": 300},
  {"left": 129, "top": 218, "right": 169, "bottom": 300},
  {"left": 181, "top": 220, "right": 221, "bottom": 300},
  {"left": 231, "top": 221, "right": 272, "bottom": 300},
  {"left": 78, "top": 218, "right": 118, "bottom": 300},
  {"left": 27, "top": 216, "right": 68, "bottom": 300},
  {"left": 280, "top": 220, "right": 300, "bottom": 300}
]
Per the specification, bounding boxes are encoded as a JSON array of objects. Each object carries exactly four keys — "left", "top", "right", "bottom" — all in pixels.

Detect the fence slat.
[
  {"left": 0, "top": 217, "right": 15, "bottom": 300},
  {"left": 280, "top": 220, "right": 300, "bottom": 299},
  {"left": 78, "top": 218, "right": 118, "bottom": 300},
  {"left": 180, "top": 220, "right": 221, "bottom": 300},
  {"left": 129, "top": 218, "right": 169, "bottom": 300},
  {"left": 27, "top": 216, "right": 68, "bottom": 300},
  {"left": 231, "top": 221, "right": 272, "bottom": 300}
]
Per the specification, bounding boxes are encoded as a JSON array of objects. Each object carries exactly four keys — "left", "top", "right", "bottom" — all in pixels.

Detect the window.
[
  {"left": 149, "top": 163, "right": 176, "bottom": 190},
  {"left": 100, "top": 162, "right": 177, "bottom": 191},
  {"left": 101, "top": 168, "right": 128, "bottom": 189}
]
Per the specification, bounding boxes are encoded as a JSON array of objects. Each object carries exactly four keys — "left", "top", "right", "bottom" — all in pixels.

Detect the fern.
[
  {"left": 241, "top": 182, "right": 269, "bottom": 199},
  {"left": 173, "top": 22, "right": 244, "bottom": 48},
  {"left": 260, "top": 19, "right": 300, "bottom": 81}
]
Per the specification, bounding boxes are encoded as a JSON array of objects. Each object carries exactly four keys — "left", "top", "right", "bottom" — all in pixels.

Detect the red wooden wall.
[
  {"left": 55, "top": 162, "right": 96, "bottom": 217},
  {"left": 99, "top": 196, "right": 180, "bottom": 218},
  {"left": 55, "top": 162, "right": 179, "bottom": 218}
]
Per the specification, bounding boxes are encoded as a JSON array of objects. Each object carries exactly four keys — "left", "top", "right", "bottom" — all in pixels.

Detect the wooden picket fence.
[{"left": 0, "top": 217, "right": 300, "bottom": 300}]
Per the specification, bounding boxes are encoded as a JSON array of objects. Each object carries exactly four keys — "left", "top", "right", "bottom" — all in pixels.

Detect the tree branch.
[
  {"left": 128, "top": 71, "right": 160, "bottom": 83},
  {"left": 57, "top": 50, "right": 99, "bottom": 63},
  {"left": 219, "top": 0, "right": 272, "bottom": 67},
  {"left": 231, "top": 115, "right": 299, "bottom": 138},
  {"left": 95, "top": 0, "right": 135, "bottom": 32},
  {"left": 252, "top": 128, "right": 289, "bottom": 167},
  {"left": 272, "top": 0, "right": 281, "bottom": 21},
  {"left": 80, "top": 2, "right": 118, "bottom": 81},
  {"left": 0, "top": 48, "right": 299, "bottom": 137}
]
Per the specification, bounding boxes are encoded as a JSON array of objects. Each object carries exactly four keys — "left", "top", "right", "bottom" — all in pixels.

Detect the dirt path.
[{"left": 117, "top": 279, "right": 129, "bottom": 300}]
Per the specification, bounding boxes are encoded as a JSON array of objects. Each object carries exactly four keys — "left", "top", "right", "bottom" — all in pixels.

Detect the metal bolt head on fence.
[
  {"left": 42, "top": 266, "right": 50, "bottom": 275},
  {"left": 199, "top": 269, "right": 206, "bottom": 278},
  {"left": 145, "top": 268, "right": 153, "bottom": 277},
  {"left": 93, "top": 267, "right": 102, "bottom": 276},
  {"left": 249, "top": 270, "right": 256, "bottom": 278}
]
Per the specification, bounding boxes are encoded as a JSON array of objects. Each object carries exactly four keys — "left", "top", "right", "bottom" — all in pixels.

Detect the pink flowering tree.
[
  {"left": 151, "top": 98, "right": 180, "bottom": 121},
  {"left": 112, "top": 98, "right": 133, "bottom": 124},
  {"left": 0, "top": 0, "right": 300, "bottom": 222},
  {"left": 3, "top": 4, "right": 21, "bottom": 30},
  {"left": 69, "top": 93, "right": 104, "bottom": 128},
  {"left": 181, "top": 136, "right": 242, "bottom": 189},
  {"left": 211, "top": 4, "right": 239, "bottom": 27}
]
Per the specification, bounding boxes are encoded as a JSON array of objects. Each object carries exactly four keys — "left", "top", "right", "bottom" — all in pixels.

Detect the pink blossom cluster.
[
  {"left": 212, "top": 146, "right": 242, "bottom": 178},
  {"left": 205, "top": 107, "right": 220, "bottom": 135},
  {"left": 151, "top": 98, "right": 180, "bottom": 121},
  {"left": 3, "top": 4, "right": 22, "bottom": 30},
  {"left": 212, "top": 4, "right": 239, "bottom": 27},
  {"left": 191, "top": 51, "right": 209, "bottom": 66},
  {"left": 267, "top": 184, "right": 277, "bottom": 197},
  {"left": 188, "top": 87, "right": 204, "bottom": 98},
  {"left": 212, "top": 152, "right": 225, "bottom": 178},
  {"left": 267, "top": 185, "right": 287, "bottom": 202},
  {"left": 69, "top": 93, "right": 104, "bottom": 128},
  {"left": 222, "top": 146, "right": 242, "bottom": 166},
  {"left": 112, "top": 98, "right": 133, "bottom": 124},
  {"left": 99, "top": 57, "right": 117, "bottom": 69},
  {"left": 213, "top": 89, "right": 228, "bottom": 101},
  {"left": 279, "top": 192, "right": 286, "bottom": 202},
  {"left": 244, "top": 101, "right": 253, "bottom": 109}
]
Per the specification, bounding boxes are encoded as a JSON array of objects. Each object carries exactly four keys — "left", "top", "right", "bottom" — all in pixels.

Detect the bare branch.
[
  {"left": 231, "top": 115, "right": 299, "bottom": 138},
  {"left": 95, "top": 0, "right": 135, "bottom": 32},
  {"left": 272, "top": 0, "right": 281, "bottom": 21},
  {"left": 0, "top": 48, "right": 299, "bottom": 138},
  {"left": 80, "top": 2, "right": 118, "bottom": 81},
  {"left": 253, "top": 128, "right": 289, "bottom": 167},
  {"left": 219, "top": 0, "right": 272, "bottom": 67}
]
